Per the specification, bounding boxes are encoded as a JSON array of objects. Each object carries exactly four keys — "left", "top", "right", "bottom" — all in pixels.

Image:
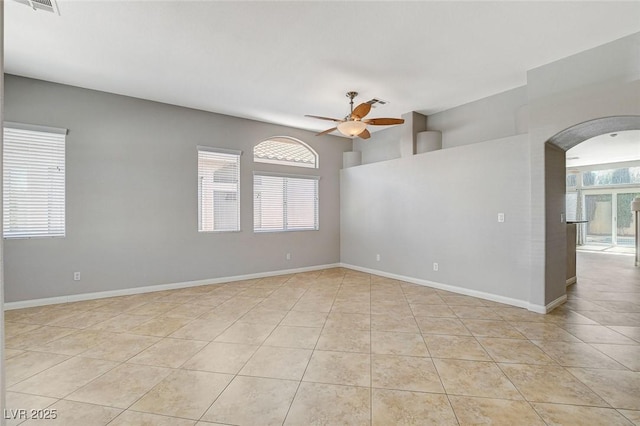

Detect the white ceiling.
[
  {"left": 567, "top": 130, "right": 640, "bottom": 168},
  {"left": 5, "top": 1, "right": 640, "bottom": 136}
]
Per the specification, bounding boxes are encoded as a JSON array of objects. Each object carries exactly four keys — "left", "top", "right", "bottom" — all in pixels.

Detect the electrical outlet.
[
  {"left": 498, "top": 213, "right": 505, "bottom": 223},
  {"left": 286, "top": 253, "right": 291, "bottom": 261},
  {"left": 433, "top": 263, "right": 438, "bottom": 271},
  {"left": 73, "top": 272, "right": 81, "bottom": 281},
  {"left": 376, "top": 254, "right": 381, "bottom": 262}
]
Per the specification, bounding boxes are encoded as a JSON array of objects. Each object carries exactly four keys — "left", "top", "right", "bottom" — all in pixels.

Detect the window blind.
[
  {"left": 3, "top": 126, "right": 66, "bottom": 238},
  {"left": 254, "top": 174, "right": 318, "bottom": 232},
  {"left": 198, "top": 148, "right": 240, "bottom": 232}
]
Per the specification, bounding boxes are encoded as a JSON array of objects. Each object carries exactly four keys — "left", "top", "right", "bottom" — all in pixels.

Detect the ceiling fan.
[{"left": 306, "top": 91, "right": 405, "bottom": 139}]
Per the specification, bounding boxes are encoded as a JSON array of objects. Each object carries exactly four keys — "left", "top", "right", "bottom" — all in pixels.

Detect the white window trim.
[
  {"left": 252, "top": 157, "right": 317, "bottom": 168},
  {"left": 253, "top": 171, "right": 320, "bottom": 180},
  {"left": 197, "top": 145, "right": 242, "bottom": 156},
  {"left": 5, "top": 121, "right": 68, "bottom": 135}
]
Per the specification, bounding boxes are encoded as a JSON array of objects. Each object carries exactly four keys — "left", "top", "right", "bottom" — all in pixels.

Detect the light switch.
[{"left": 498, "top": 213, "right": 505, "bottom": 223}]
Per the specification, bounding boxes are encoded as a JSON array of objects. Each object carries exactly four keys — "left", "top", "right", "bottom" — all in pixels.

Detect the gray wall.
[
  {"left": 544, "top": 143, "right": 567, "bottom": 304},
  {"left": 427, "top": 86, "right": 528, "bottom": 149},
  {"left": 341, "top": 134, "right": 533, "bottom": 304},
  {"left": 4, "top": 75, "right": 350, "bottom": 302},
  {"left": 353, "top": 86, "right": 527, "bottom": 165},
  {"left": 353, "top": 125, "right": 402, "bottom": 165}
]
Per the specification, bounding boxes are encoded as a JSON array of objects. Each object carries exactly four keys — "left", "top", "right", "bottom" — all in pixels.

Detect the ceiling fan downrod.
[{"left": 346, "top": 91, "right": 358, "bottom": 117}]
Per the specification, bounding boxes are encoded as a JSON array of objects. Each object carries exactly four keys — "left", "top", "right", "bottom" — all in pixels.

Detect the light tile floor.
[{"left": 4, "top": 251, "right": 640, "bottom": 425}]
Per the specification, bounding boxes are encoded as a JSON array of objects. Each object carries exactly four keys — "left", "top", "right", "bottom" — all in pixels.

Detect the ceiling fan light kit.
[
  {"left": 306, "top": 91, "right": 405, "bottom": 139},
  {"left": 337, "top": 120, "right": 367, "bottom": 137}
]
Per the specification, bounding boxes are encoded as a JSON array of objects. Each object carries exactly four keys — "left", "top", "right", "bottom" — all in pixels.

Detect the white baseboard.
[
  {"left": 566, "top": 277, "right": 577, "bottom": 287},
  {"left": 542, "top": 294, "right": 568, "bottom": 314},
  {"left": 339, "top": 262, "right": 547, "bottom": 312},
  {"left": 4, "top": 263, "right": 342, "bottom": 310},
  {"left": 5, "top": 262, "right": 567, "bottom": 315}
]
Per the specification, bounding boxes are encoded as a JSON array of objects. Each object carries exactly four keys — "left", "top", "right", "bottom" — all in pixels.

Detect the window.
[
  {"left": 3, "top": 124, "right": 66, "bottom": 239},
  {"left": 254, "top": 173, "right": 319, "bottom": 232},
  {"left": 254, "top": 137, "right": 318, "bottom": 168},
  {"left": 198, "top": 147, "right": 241, "bottom": 232},
  {"left": 582, "top": 167, "right": 640, "bottom": 187}
]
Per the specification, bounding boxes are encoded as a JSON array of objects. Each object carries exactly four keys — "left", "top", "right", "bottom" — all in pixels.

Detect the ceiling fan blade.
[
  {"left": 316, "top": 127, "right": 337, "bottom": 136},
  {"left": 305, "top": 114, "right": 344, "bottom": 123},
  {"left": 363, "top": 118, "right": 405, "bottom": 126},
  {"left": 351, "top": 103, "right": 372, "bottom": 120},
  {"left": 358, "top": 129, "right": 371, "bottom": 139}
]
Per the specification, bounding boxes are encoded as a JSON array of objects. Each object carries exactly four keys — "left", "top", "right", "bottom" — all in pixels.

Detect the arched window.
[{"left": 254, "top": 137, "right": 318, "bottom": 169}]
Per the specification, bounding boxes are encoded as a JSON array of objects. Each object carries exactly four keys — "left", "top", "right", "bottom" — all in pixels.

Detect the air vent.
[
  {"left": 366, "top": 98, "right": 389, "bottom": 108},
  {"left": 14, "top": 0, "right": 59, "bottom": 14}
]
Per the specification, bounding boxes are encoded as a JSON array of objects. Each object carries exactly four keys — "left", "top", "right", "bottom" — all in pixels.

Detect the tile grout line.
[
  {"left": 281, "top": 268, "right": 345, "bottom": 425},
  {"left": 194, "top": 273, "right": 303, "bottom": 424},
  {"left": 402, "top": 282, "right": 461, "bottom": 425}
]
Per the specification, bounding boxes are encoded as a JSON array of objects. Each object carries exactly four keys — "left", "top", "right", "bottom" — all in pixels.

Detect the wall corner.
[{"left": 401, "top": 111, "right": 427, "bottom": 157}]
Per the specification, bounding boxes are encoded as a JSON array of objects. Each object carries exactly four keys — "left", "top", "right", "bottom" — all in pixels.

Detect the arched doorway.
[
  {"left": 566, "top": 130, "right": 640, "bottom": 251},
  {"left": 548, "top": 116, "right": 640, "bottom": 150},
  {"left": 545, "top": 115, "right": 640, "bottom": 306}
]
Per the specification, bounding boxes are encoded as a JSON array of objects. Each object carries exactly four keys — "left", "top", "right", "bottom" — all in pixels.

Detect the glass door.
[
  {"left": 616, "top": 192, "right": 640, "bottom": 246},
  {"left": 583, "top": 191, "right": 640, "bottom": 246},
  {"left": 585, "top": 194, "right": 612, "bottom": 244}
]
